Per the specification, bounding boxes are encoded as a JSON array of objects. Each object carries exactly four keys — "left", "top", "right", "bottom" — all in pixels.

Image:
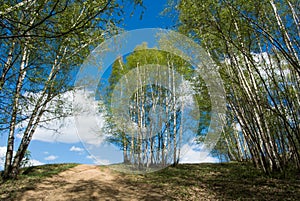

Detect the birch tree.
[
  {"left": 104, "top": 45, "right": 203, "bottom": 169},
  {"left": 0, "top": 0, "right": 142, "bottom": 179},
  {"left": 176, "top": 0, "right": 300, "bottom": 173}
]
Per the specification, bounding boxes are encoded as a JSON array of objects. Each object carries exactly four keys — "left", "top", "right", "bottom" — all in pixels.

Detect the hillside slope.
[{"left": 1, "top": 163, "right": 299, "bottom": 200}]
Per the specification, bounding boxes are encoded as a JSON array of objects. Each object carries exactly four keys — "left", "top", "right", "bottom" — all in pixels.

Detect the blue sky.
[
  {"left": 0, "top": 0, "right": 218, "bottom": 169},
  {"left": 120, "top": 0, "right": 177, "bottom": 30}
]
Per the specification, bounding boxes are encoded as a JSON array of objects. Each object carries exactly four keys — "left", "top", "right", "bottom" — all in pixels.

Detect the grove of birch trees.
[
  {"left": 0, "top": 0, "right": 142, "bottom": 179},
  {"left": 102, "top": 44, "right": 211, "bottom": 170},
  {"left": 176, "top": 0, "right": 300, "bottom": 174},
  {"left": 1, "top": 0, "right": 299, "bottom": 180}
]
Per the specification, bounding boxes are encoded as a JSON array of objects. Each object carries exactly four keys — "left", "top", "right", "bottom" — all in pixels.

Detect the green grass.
[
  {"left": 0, "top": 163, "right": 77, "bottom": 200},
  {"left": 108, "top": 162, "right": 167, "bottom": 174},
  {"left": 120, "top": 162, "right": 300, "bottom": 200},
  {"left": 0, "top": 162, "right": 299, "bottom": 200}
]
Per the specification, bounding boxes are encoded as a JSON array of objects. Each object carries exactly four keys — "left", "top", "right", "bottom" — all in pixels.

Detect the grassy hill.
[
  {"left": 0, "top": 163, "right": 78, "bottom": 200},
  {"left": 1, "top": 162, "right": 299, "bottom": 200}
]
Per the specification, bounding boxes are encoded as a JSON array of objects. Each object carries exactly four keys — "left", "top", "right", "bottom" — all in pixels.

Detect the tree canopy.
[
  {"left": 0, "top": 0, "right": 143, "bottom": 179},
  {"left": 175, "top": 0, "right": 300, "bottom": 173}
]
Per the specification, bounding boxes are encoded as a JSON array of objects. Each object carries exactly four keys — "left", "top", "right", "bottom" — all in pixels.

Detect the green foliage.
[
  {"left": 1, "top": 0, "right": 144, "bottom": 179},
  {"left": 175, "top": 0, "right": 300, "bottom": 173},
  {"left": 104, "top": 44, "right": 212, "bottom": 153},
  {"left": 107, "top": 43, "right": 211, "bottom": 114}
]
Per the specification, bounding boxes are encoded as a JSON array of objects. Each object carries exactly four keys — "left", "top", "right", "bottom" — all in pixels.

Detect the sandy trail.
[{"left": 18, "top": 164, "right": 168, "bottom": 201}]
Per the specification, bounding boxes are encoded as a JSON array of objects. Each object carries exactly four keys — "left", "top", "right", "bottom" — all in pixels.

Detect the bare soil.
[
  {"left": 2, "top": 162, "right": 299, "bottom": 200},
  {"left": 17, "top": 164, "right": 171, "bottom": 201}
]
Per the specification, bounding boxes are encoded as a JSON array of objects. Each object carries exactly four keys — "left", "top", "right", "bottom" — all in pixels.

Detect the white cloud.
[
  {"left": 32, "top": 117, "right": 80, "bottom": 143},
  {"left": 86, "top": 155, "right": 111, "bottom": 165},
  {"left": 29, "top": 159, "right": 44, "bottom": 166},
  {"left": 179, "top": 144, "right": 218, "bottom": 164},
  {"left": 0, "top": 146, "right": 44, "bottom": 170},
  {"left": 225, "top": 52, "right": 290, "bottom": 80},
  {"left": 70, "top": 146, "right": 84, "bottom": 152},
  {"left": 44, "top": 155, "right": 58, "bottom": 161},
  {"left": 17, "top": 89, "right": 105, "bottom": 145},
  {"left": 24, "top": 159, "right": 44, "bottom": 167},
  {"left": 0, "top": 146, "right": 8, "bottom": 170},
  {"left": 93, "top": 159, "right": 110, "bottom": 165}
]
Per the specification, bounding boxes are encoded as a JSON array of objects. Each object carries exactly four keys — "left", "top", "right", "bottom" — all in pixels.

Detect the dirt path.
[{"left": 18, "top": 164, "right": 168, "bottom": 201}]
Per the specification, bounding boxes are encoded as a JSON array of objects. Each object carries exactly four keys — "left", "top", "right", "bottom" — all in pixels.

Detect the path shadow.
[
  {"left": 66, "top": 178, "right": 172, "bottom": 201},
  {"left": 138, "top": 163, "right": 300, "bottom": 200},
  {"left": 16, "top": 165, "right": 173, "bottom": 201}
]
